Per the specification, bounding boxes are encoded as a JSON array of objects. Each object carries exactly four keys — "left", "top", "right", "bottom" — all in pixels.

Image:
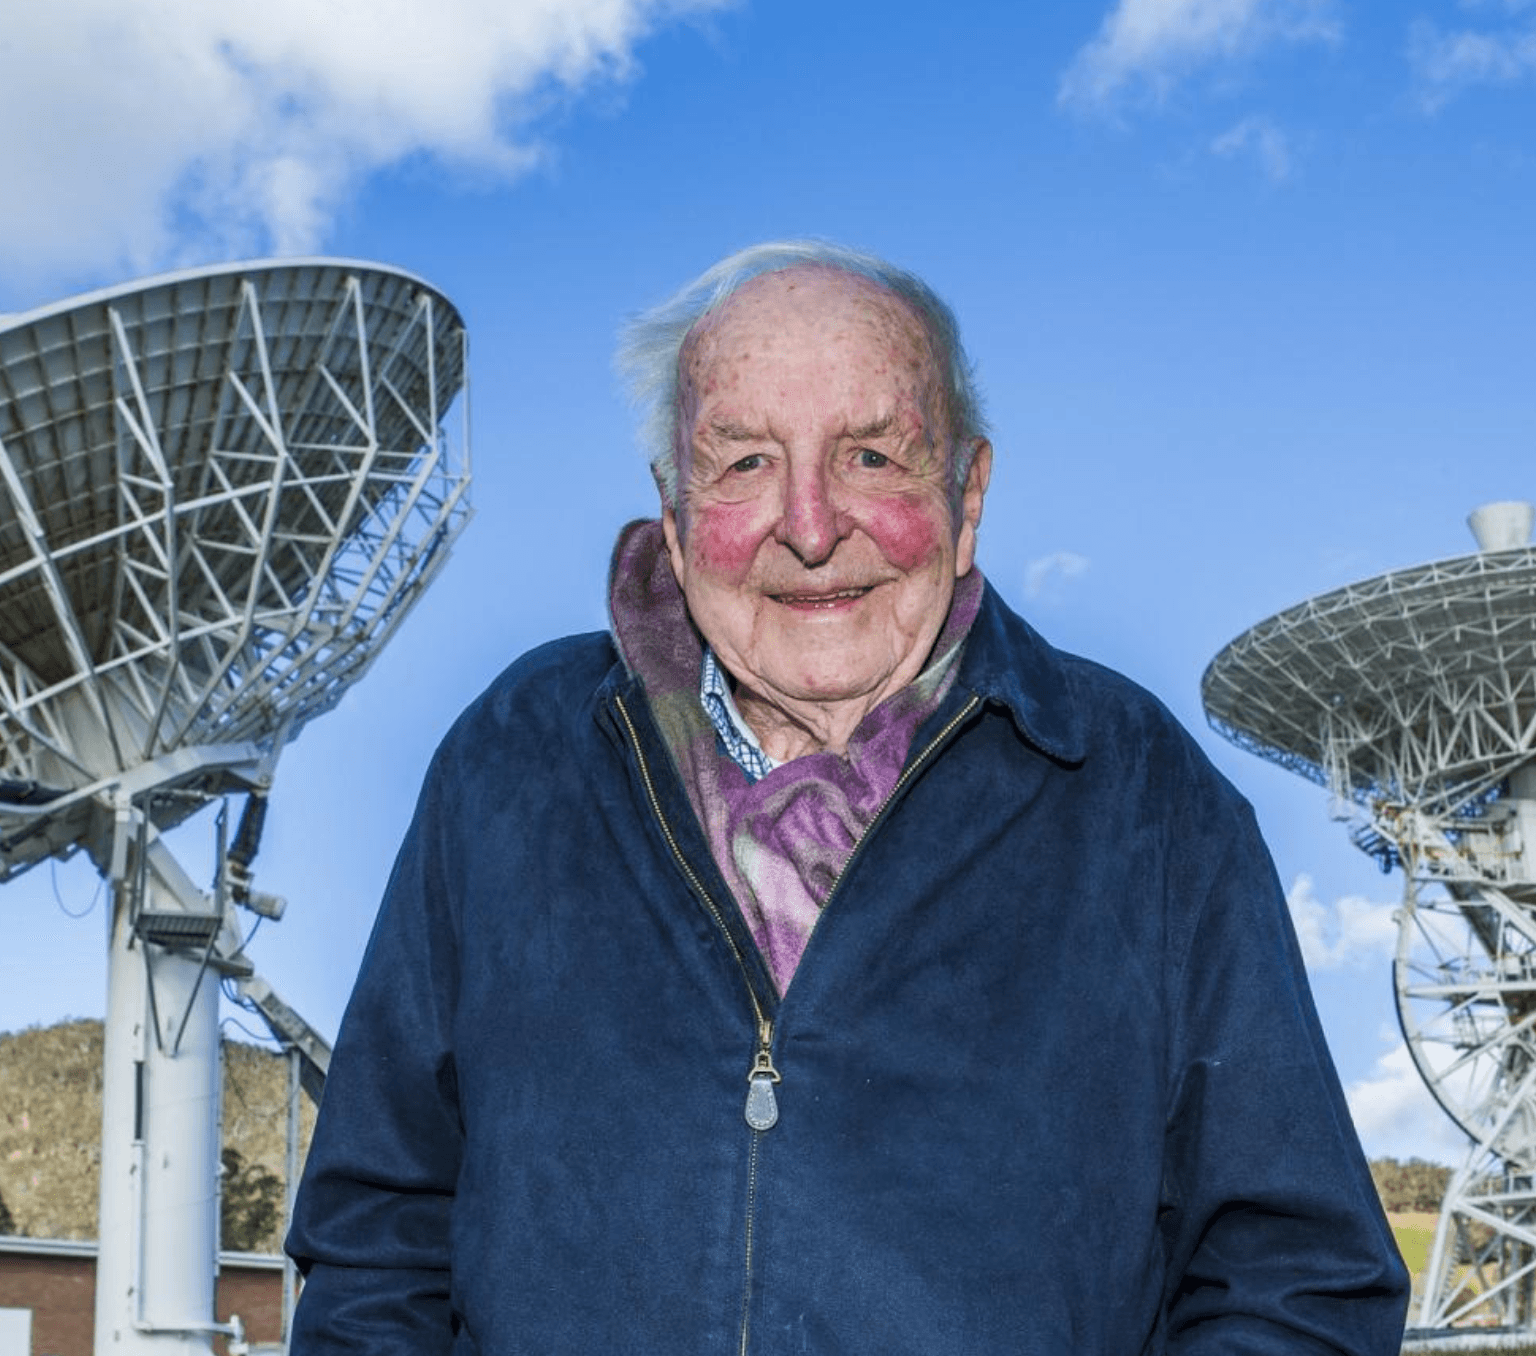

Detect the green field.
[
  {"left": 1392, "top": 1212, "right": 1536, "bottom": 1354},
  {"left": 1393, "top": 1212, "right": 1437, "bottom": 1281}
]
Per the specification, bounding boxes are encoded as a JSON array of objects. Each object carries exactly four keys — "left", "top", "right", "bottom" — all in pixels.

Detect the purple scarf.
[{"left": 609, "top": 520, "right": 982, "bottom": 993}]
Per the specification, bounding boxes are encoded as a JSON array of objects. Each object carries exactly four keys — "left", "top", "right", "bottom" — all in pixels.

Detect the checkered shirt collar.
[{"left": 700, "top": 648, "right": 779, "bottom": 783}]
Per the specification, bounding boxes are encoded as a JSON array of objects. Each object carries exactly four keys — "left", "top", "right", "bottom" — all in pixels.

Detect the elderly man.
[{"left": 287, "top": 242, "right": 1408, "bottom": 1353}]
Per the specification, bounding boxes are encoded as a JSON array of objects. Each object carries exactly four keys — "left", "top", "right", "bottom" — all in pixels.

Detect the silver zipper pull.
[
  {"left": 745, "top": 1072, "right": 779, "bottom": 1131},
  {"left": 744, "top": 1026, "right": 780, "bottom": 1131}
]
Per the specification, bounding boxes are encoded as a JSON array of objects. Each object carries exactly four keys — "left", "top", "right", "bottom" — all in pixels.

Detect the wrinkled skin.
[{"left": 663, "top": 266, "right": 991, "bottom": 761}]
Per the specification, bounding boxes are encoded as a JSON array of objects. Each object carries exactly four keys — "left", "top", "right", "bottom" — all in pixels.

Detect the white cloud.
[
  {"left": 1210, "top": 114, "right": 1294, "bottom": 181},
  {"left": 1286, "top": 872, "right": 1397, "bottom": 971},
  {"left": 1409, "top": 15, "right": 1536, "bottom": 110},
  {"left": 1346, "top": 1036, "right": 1469, "bottom": 1165},
  {"left": 0, "top": 0, "right": 729, "bottom": 289},
  {"left": 1023, "top": 550, "right": 1090, "bottom": 602},
  {"left": 1059, "top": 0, "right": 1339, "bottom": 112}
]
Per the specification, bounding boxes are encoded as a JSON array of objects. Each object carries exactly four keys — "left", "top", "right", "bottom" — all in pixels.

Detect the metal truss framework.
[
  {"left": 1204, "top": 546, "right": 1536, "bottom": 1332},
  {"left": 1204, "top": 549, "right": 1536, "bottom": 815},
  {"left": 0, "top": 260, "right": 470, "bottom": 880},
  {"left": 0, "top": 260, "right": 469, "bottom": 1356}
]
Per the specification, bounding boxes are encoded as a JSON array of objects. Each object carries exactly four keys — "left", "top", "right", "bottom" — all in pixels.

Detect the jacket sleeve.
[
  {"left": 284, "top": 751, "right": 465, "bottom": 1354},
  {"left": 1159, "top": 803, "right": 1410, "bottom": 1353}
]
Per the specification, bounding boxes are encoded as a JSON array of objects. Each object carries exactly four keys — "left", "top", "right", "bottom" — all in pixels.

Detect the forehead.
[{"left": 683, "top": 267, "right": 937, "bottom": 410}]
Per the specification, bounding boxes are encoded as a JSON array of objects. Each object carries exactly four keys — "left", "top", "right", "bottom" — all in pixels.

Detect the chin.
[{"left": 773, "top": 666, "right": 892, "bottom": 705}]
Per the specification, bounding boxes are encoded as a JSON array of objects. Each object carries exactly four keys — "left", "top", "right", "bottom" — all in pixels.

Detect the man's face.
[{"left": 662, "top": 267, "right": 988, "bottom": 720}]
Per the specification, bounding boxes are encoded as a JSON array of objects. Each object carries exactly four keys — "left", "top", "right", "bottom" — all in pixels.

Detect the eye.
[
  {"left": 856, "top": 449, "right": 890, "bottom": 469},
  {"left": 730, "top": 453, "right": 764, "bottom": 473}
]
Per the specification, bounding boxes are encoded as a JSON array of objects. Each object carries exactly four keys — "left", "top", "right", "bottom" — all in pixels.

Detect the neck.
[{"left": 732, "top": 677, "right": 913, "bottom": 762}]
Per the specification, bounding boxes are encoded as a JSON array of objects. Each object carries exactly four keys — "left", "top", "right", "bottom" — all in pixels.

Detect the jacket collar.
[{"left": 957, "top": 582, "right": 1088, "bottom": 766}]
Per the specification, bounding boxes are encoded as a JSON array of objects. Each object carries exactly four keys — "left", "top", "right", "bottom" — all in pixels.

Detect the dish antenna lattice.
[
  {"left": 1203, "top": 502, "right": 1536, "bottom": 1335},
  {"left": 0, "top": 259, "right": 469, "bottom": 1354}
]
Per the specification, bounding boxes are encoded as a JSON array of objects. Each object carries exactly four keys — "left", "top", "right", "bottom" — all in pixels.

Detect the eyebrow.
[
  {"left": 846, "top": 414, "right": 897, "bottom": 441},
  {"left": 703, "top": 413, "right": 901, "bottom": 443},
  {"left": 706, "top": 420, "right": 767, "bottom": 442}
]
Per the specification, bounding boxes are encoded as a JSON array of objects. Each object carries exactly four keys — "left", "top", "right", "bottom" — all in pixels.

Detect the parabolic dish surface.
[
  {"left": 0, "top": 259, "right": 469, "bottom": 877},
  {"left": 1202, "top": 547, "right": 1536, "bottom": 803}
]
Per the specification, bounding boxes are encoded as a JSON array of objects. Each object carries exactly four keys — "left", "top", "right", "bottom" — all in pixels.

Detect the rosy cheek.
[
  {"left": 859, "top": 496, "right": 946, "bottom": 572},
  {"left": 688, "top": 502, "right": 765, "bottom": 580}
]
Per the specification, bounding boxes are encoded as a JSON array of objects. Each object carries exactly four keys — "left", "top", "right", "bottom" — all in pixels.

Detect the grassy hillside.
[{"left": 0, "top": 1019, "right": 314, "bottom": 1254}]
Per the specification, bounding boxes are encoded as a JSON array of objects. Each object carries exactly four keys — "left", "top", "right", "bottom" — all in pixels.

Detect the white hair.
[{"left": 616, "top": 240, "right": 988, "bottom": 506}]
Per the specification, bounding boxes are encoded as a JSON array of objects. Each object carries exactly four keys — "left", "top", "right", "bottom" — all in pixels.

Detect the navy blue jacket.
[{"left": 287, "top": 584, "right": 1408, "bottom": 1353}]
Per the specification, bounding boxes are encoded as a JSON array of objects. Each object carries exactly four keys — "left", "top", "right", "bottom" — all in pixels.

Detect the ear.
[
  {"left": 954, "top": 439, "right": 991, "bottom": 577},
  {"left": 662, "top": 504, "right": 687, "bottom": 588}
]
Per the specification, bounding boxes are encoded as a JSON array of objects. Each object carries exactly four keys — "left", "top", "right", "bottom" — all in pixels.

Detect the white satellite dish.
[
  {"left": 1203, "top": 504, "right": 1536, "bottom": 1335},
  {"left": 0, "top": 259, "right": 470, "bottom": 1354}
]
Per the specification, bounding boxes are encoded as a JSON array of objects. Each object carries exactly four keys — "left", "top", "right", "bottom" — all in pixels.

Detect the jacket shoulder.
[
  {"left": 1061, "top": 649, "right": 1204, "bottom": 753},
  {"left": 1065, "top": 648, "right": 1255, "bottom": 827},
  {"left": 969, "top": 584, "right": 1228, "bottom": 790},
  {"left": 432, "top": 630, "right": 620, "bottom": 776}
]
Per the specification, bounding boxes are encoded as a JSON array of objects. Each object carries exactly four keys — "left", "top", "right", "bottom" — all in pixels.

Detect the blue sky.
[{"left": 3, "top": 0, "right": 1535, "bottom": 1166}]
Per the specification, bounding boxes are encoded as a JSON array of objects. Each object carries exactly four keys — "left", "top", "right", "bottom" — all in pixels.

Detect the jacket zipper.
[
  {"left": 613, "top": 694, "right": 779, "bottom": 1116},
  {"left": 820, "top": 695, "right": 980, "bottom": 905},
  {"left": 614, "top": 688, "right": 980, "bottom": 1356}
]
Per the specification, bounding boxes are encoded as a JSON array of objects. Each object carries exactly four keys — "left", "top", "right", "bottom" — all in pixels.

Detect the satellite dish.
[
  {"left": 1203, "top": 504, "right": 1536, "bottom": 1335},
  {"left": 0, "top": 259, "right": 470, "bottom": 1354}
]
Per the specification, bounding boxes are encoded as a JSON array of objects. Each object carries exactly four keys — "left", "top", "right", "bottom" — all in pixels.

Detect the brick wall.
[
  {"left": 0, "top": 1254, "right": 91, "bottom": 1356},
  {"left": 0, "top": 1248, "right": 286, "bottom": 1356},
  {"left": 217, "top": 1263, "right": 287, "bottom": 1351}
]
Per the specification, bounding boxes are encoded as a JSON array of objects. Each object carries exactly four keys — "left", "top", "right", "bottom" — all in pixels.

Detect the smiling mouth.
[{"left": 770, "top": 586, "right": 872, "bottom": 610}]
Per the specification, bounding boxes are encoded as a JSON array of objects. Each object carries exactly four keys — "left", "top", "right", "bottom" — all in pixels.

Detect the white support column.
[
  {"left": 96, "top": 879, "right": 150, "bottom": 1352},
  {"left": 140, "top": 946, "right": 220, "bottom": 1351},
  {"left": 95, "top": 874, "right": 222, "bottom": 1354}
]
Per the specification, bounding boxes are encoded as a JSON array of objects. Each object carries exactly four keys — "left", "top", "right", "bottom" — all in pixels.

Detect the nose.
[{"left": 777, "top": 461, "right": 845, "bottom": 567}]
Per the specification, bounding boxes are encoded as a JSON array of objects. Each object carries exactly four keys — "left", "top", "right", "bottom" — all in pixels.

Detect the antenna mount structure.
[
  {"left": 0, "top": 259, "right": 470, "bottom": 1353},
  {"left": 1203, "top": 501, "right": 1536, "bottom": 1334}
]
